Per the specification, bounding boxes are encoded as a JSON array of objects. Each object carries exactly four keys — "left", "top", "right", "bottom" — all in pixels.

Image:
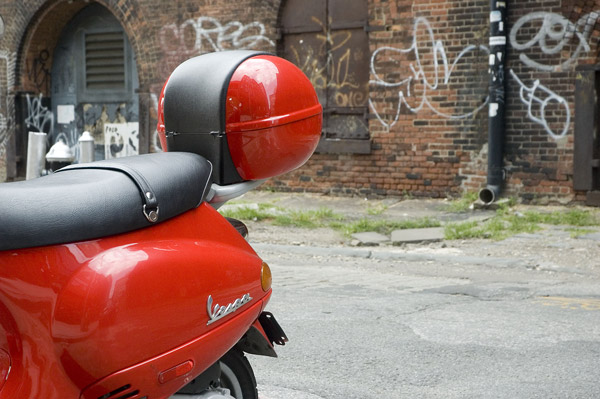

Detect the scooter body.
[
  {"left": 0, "top": 50, "right": 321, "bottom": 398},
  {"left": 0, "top": 202, "right": 266, "bottom": 398}
]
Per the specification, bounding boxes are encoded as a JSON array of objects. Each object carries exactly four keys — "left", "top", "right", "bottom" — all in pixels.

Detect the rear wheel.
[
  {"left": 218, "top": 349, "right": 258, "bottom": 399},
  {"left": 173, "top": 348, "right": 258, "bottom": 399}
]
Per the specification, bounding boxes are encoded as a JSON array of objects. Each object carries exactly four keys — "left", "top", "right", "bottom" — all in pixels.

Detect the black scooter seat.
[{"left": 0, "top": 152, "right": 212, "bottom": 251}]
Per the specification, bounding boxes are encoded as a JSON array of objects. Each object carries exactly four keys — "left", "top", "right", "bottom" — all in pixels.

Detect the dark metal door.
[{"left": 279, "top": 0, "right": 370, "bottom": 153}]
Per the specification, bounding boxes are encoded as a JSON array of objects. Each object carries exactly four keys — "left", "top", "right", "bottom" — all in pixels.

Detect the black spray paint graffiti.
[
  {"left": 27, "top": 49, "right": 51, "bottom": 94},
  {"left": 369, "top": 17, "right": 489, "bottom": 130},
  {"left": 104, "top": 122, "right": 139, "bottom": 159}
]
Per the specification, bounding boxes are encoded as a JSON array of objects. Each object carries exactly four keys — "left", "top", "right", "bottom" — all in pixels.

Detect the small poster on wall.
[
  {"left": 56, "top": 105, "right": 75, "bottom": 125},
  {"left": 104, "top": 122, "right": 139, "bottom": 159}
]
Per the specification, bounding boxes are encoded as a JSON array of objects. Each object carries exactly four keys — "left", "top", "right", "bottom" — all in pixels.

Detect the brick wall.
[
  {"left": 0, "top": 0, "right": 598, "bottom": 204},
  {"left": 272, "top": 0, "right": 490, "bottom": 198},
  {"left": 272, "top": 0, "right": 600, "bottom": 204}
]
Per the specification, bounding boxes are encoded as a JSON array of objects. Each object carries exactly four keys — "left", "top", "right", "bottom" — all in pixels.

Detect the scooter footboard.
[{"left": 80, "top": 298, "right": 266, "bottom": 399}]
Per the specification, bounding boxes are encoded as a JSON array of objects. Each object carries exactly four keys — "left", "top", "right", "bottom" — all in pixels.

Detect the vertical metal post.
[
  {"left": 25, "top": 132, "right": 47, "bottom": 180},
  {"left": 78, "top": 131, "right": 95, "bottom": 163},
  {"left": 480, "top": 0, "right": 508, "bottom": 204}
]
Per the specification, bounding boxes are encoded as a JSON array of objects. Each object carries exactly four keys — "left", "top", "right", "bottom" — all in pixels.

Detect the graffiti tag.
[
  {"left": 158, "top": 17, "right": 274, "bottom": 78},
  {"left": 369, "top": 17, "right": 489, "bottom": 129},
  {"left": 25, "top": 94, "right": 54, "bottom": 136},
  {"left": 510, "top": 11, "right": 599, "bottom": 72}
]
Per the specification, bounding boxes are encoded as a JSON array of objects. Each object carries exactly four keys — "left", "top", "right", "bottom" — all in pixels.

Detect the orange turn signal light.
[{"left": 261, "top": 262, "right": 272, "bottom": 292}]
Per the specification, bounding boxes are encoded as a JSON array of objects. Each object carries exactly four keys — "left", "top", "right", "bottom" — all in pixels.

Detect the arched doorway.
[
  {"left": 14, "top": 1, "right": 139, "bottom": 177},
  {"left": 51, "top": 3, "right": 139, "bottom": 161}
]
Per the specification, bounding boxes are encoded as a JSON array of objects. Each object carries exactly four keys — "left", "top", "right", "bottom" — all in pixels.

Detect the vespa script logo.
[{"left": 206, "top": 293, "right": 253, "bottom": 325}]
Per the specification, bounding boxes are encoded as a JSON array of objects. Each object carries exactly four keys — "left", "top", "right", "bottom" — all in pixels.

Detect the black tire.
[{"left": 218, "top": 348, "right": 258, "bottom": 399}]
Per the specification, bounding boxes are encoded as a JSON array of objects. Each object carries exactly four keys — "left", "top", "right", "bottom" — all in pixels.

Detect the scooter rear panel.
[{"left": 0, "top": 203, "right": 269, "bottom": 399}]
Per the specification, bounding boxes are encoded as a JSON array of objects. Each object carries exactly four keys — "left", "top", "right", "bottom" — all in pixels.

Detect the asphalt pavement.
[{"left": 228, "top": 191, "right": 600, "bottom": 398}]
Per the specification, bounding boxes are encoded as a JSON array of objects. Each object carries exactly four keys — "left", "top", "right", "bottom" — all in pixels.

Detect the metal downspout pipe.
[{"left": 479, "top": 0, "right": 508, "bottom": 205}]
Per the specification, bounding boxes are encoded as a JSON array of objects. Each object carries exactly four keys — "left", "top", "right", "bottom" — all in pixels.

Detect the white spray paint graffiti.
[
  {"left": 509, "top": 69, "right": 570, "bottom": 139},
  {"left": 0, "top": 50, "right": 15, "bottom": 158},
  {"left": 25, "top": 93, "right": 54, "bottom": 136},
  {"left": 159, "top": 17, "right": 274, "bottom": 53},
  {"left": 509, "top": 10, "right": 600, "bottom": 138},
  {"left": 510, "top": 11, "right": 598, "bottom": 72},
  {"left": 55, "top": 127, "right": 82, "bottom": 162},
  {"left": 158, "top": 17, "right": 275, "bottom": 77},
  {"left": 370, "top": 11, "right": 598, "bottom": 139},
  {"left": 369, "top": 17, "right": 489, "bottom": 130},
  {"left": 150, "top": 93, "right": 163, "bottom": 152}
]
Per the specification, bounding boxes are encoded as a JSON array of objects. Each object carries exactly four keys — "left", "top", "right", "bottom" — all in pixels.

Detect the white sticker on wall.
[
  {"left": 489, "top": 54, "right": 496, "bottom": 65},
  {"left": 489, "top": 36, "right": 506, "bottom": 46},
  {"left": 57, "top": 105, "right": 75, "bottom": 124},
  {"left": 489, "top": 103, "right": 499, "bottom": 117}
]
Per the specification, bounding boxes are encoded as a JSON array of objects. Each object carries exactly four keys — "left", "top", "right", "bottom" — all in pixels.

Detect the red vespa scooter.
[{"left": 0, "top": 51, "right": 322, "bottom": 399}]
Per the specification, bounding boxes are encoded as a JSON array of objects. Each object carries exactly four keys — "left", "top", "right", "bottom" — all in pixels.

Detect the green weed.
[
  {"left": 366, "top": 203, "right": 388, "bottom": 216},
  {"left": 273, "top": 208, "right": 343, "bottom": 229},
  {"left": 445, "top": 208, "right": 600, "bottom": 241},
  {"left": 566, "top": 227, "right": 597, "bottom": 238},
  {"left": 218, "top": 204, "right": 278, "bottom": 221},
  {"left": 445, "top": 192, "right": 479, "bottom": 213}
]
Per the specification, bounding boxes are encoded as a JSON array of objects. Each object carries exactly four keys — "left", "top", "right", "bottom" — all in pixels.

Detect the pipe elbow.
[{"left": 478, "top": 185, "right": 501, "bottom": 205}]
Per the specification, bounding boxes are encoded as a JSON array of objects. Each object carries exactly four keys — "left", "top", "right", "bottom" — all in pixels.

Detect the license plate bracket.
[{"left": 259, "top": 312, "right": 289, "bottom": 346}]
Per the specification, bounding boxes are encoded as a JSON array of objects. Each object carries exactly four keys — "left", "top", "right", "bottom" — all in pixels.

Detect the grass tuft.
[
  {"left": 221, "top": 199, "right": 600, "bottom": 243},
  {"left": 445, "top": 208, "right": 600, "bottom": 241},
  {"left": 273, "top": 208, "right": 343, "bottom": 229},
  {"left": 444, "top": 192, "right": 479, "bottom": 213}
]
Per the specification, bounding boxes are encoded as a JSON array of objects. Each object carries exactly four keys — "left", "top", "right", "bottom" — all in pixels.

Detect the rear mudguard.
[
  {"left": 0, "top": 203, "right": 270, "bottom": 399},
  {"left": 236, "top": 312, "right": 289, "bottom": 358},
  {"left": 174, "top": 311, "right": 288, "bottom": 396}
]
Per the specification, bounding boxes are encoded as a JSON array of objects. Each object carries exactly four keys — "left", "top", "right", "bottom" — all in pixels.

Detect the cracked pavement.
[{"left": 251, "top": 247, "right": 600, "bottom": 399}]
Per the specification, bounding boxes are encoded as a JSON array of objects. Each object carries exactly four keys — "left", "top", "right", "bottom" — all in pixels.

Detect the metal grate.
[
  {"left": 97, "top": 384, "right": 147, "bottom": 399},
  {"left": 85, "top": 32, "right": 126, "bottom": 90}
]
